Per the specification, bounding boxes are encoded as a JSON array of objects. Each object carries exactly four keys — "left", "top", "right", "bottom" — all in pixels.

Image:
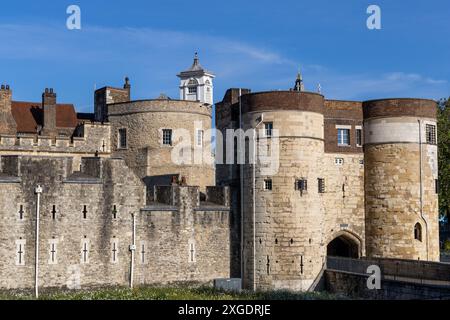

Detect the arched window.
[{"left": 414, "top": 223, "right": 422, "bottom": 242}]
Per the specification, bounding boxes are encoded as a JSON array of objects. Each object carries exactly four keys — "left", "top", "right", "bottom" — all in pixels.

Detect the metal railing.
[{"left": 326, "top": 256, "right": 450, "bottom": 285}]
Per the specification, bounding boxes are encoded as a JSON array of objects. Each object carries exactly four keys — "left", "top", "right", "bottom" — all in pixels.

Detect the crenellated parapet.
[{"left": 0, "top": 122, "right": 111, "bottom": 156}]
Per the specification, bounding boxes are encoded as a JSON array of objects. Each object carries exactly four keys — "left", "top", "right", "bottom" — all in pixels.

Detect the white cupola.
[{"left": 177, "top": 53, "right": 215, "bottom": 105}]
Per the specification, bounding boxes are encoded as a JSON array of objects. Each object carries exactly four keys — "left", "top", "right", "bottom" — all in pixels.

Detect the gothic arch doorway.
[{"left": 327, "top": 232, "right": 360, "bottom": 258}]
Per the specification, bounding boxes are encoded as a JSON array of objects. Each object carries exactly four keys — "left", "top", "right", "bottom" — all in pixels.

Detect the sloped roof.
[
  {"left": 11, "top": 101, "right": 78, "bottom": 133},
  {"left": 177, "top": 53, "right": 214, "bottom": 78}
]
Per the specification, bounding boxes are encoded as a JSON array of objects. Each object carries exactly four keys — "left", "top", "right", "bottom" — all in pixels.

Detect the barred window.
[
  {"left": 264, "top": 179, "right": 273, "bottom": 191},
  {"left": 118, "top": 129, "right": 127, "bottom": 149},
  {"left": 188, "top": 86, "right": 197, "bottom": 94},
  {"left": 163, "top": 129, "right": 172, "bottom": 146},
  {"left": 426, "top": 124, "right": 436, "bottom": 145},
  {"left": 295, "top": 179, "right": 308, "bottom": 191},
  {"left": 318, "top": 178, "right": 325, "bottom": 193}
]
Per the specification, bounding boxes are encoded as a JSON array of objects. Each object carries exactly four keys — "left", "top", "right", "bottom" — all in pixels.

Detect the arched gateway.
[{"left": 327, "top": 232, "right": 361, "bottom": 258}]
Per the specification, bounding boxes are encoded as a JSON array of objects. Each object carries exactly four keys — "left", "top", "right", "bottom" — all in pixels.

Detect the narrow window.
[
  {"left": 81, "top": 238, "right": 89, "bottom": 264},
  {"left": 188, "top": 240, "right": 196, "bottom": 263},
  {"left": 338, "top": 129, "right": 350, "bottom": 146},
  {"left": 51, "top": 205, "right": 56, "bottom": 220},
  {"left": 163, "top": 129, "right": 173, "bottom": 146},
  {"left": 140, "top": 241, "right": 147, "bottom": 265},
  {"left": 48, "top": 239, "right": 58, "bottom": 265},
  {"left": 16, "top": 239, "right": 26, "bottom": 266},
  {"left": 82, "top": 205, "right": 87, "bottom": 219},
  {"left": 118, "top": 128, "right": 127, "bottom": 149},
  {"left": 18, "top": 205, "right": 24, "bottom": 221},
  {"left": 264, "top": 179, "right": 273, "bottom": 191},
  {"left": 318, "top": 178, "right": 325, "bottom": 193},
  {"left": 356, "top": 129, "right": 363, "bottom": 147},
  {"left": 435, "top": 179, "right": 439, "bottom": 194},
  {"left": 414, "top": 223, "right": 422, "bottom": 242},
  {"left": 264, "top": 122, "right": 273, "bottom": 137},
  {"left": 111, "top": 238, "right": 119, "bottom": 264},
  {"left": 196, "top": 130, "right": 204, "bottom": 147},
  {"left": 112, "top": 205, "right": 117, "bottom": 219},
  {"left": 426, "top": 124, "right": 436, "bottom": 145}
]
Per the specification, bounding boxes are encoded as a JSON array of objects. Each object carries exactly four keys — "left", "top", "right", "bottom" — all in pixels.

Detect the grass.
[{"left": 0, "top": 285, "right": 343, "bottom": 300}]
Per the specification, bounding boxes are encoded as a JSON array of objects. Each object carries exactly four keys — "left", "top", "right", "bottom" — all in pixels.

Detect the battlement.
[
  {"left": 0, "top": 122, "right": 111, "bottom": 155},
  {"left": 146, "top": 185, "right": 230, "bottom": 210}
]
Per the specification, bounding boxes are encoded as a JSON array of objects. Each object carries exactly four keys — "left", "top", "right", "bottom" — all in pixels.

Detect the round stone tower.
[
  {"left": 363, "top": 98, "right": 440, "bottom": 261},
  {"left": 240, "top": 91, "right": 326, "bottom": 291},
  {"left": 108, "top": 98, "right": 215, "bottom": 191}
]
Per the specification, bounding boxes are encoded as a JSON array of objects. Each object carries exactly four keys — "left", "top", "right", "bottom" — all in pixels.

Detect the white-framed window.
[
  {"left": 196, "top": 130, "right": 204, "bottom": 147},
  {"left": 118, "top": 128, "right": 127, "bottom": 149},
  {"left": 356, "top": 127, "right": 363, "bottom": 147},
  {"left": 162, "top": 129, "right": 173, "bottom": 146},
  {"left": 264, "top": 122, "right": 273, "bottom": 137},
  {"left": 335, "top": 158, "right": 344, "bottom": 166},
  {"left": 426, "top": 124, "right": 437, "bottom": 145},
  {"left": 338, "top": 129, "right": 350, "bottom": 146},
  {"left": 264, "top": 179, "right": 273, "bottom": 191}
]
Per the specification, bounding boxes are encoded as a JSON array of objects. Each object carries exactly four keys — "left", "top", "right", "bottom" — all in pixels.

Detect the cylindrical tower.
[
  {"left": 108, "top": 99, "right": 215, "bottom": 191},
  {"left": 240, "top": 91, "right": 326, "bottom": 291},
  {"left": 364, "top": 98, "right": 439, "bottom": 261}
]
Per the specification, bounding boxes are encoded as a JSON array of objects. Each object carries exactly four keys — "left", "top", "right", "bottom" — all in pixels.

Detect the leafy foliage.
[{"left": 438, "top": 99, "right": 450, "bottom": 218}]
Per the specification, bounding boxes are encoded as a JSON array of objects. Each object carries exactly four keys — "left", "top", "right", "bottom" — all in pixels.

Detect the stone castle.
[{"left": 0, "top": 55, "right": 440, "bottom": 292}]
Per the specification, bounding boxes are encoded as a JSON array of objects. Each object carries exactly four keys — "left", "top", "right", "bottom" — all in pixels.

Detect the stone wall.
[
  {"left": 0, "top": 156, "right": 230, "bottom": 290},
  {"left": 325, "top": 270, "right": 450, "bottom": 299}
]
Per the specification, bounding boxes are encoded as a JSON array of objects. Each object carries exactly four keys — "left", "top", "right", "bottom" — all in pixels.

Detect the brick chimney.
[
  {"left": 42, "top": 88, "right": 56, "bottom": 135},
  {"left": 0, "top": 84, "right": 17, "bottom": 135}
]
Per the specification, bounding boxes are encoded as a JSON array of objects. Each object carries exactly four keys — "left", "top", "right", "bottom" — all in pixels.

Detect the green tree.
[{"left": 438, "top": 98, "right": 450, "bottom": 219}]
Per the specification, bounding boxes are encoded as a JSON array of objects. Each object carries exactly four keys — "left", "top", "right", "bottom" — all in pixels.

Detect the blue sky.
[{"left": 0, "top": 0, "right": 449, "bottom": 113}]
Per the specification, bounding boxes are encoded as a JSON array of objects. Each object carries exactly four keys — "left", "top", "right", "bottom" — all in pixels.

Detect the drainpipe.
[
  {"left": 129, "top": 213, "right": 136, "bottom": 288},
  {"left": 34, "top": 185, "right": 43, "bottom": 299},
  {"left": 418, "top": 120, "right": 429, "bottom": 260},
  {"left": 253, "top": 114, "right": 264, "bottom": 292},
  {"left": 239, "top": 89, "right": 244, "bottom": 285}
]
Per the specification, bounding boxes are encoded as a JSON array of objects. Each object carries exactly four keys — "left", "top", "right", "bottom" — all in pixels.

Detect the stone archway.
[{"left": 327, "top": 232, "right": 361, "bottom": 258}]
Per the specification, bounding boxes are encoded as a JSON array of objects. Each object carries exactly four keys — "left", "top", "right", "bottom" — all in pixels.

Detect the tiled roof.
[{"left": 11, "top": 101, "right": 78, "bottom": 133}]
